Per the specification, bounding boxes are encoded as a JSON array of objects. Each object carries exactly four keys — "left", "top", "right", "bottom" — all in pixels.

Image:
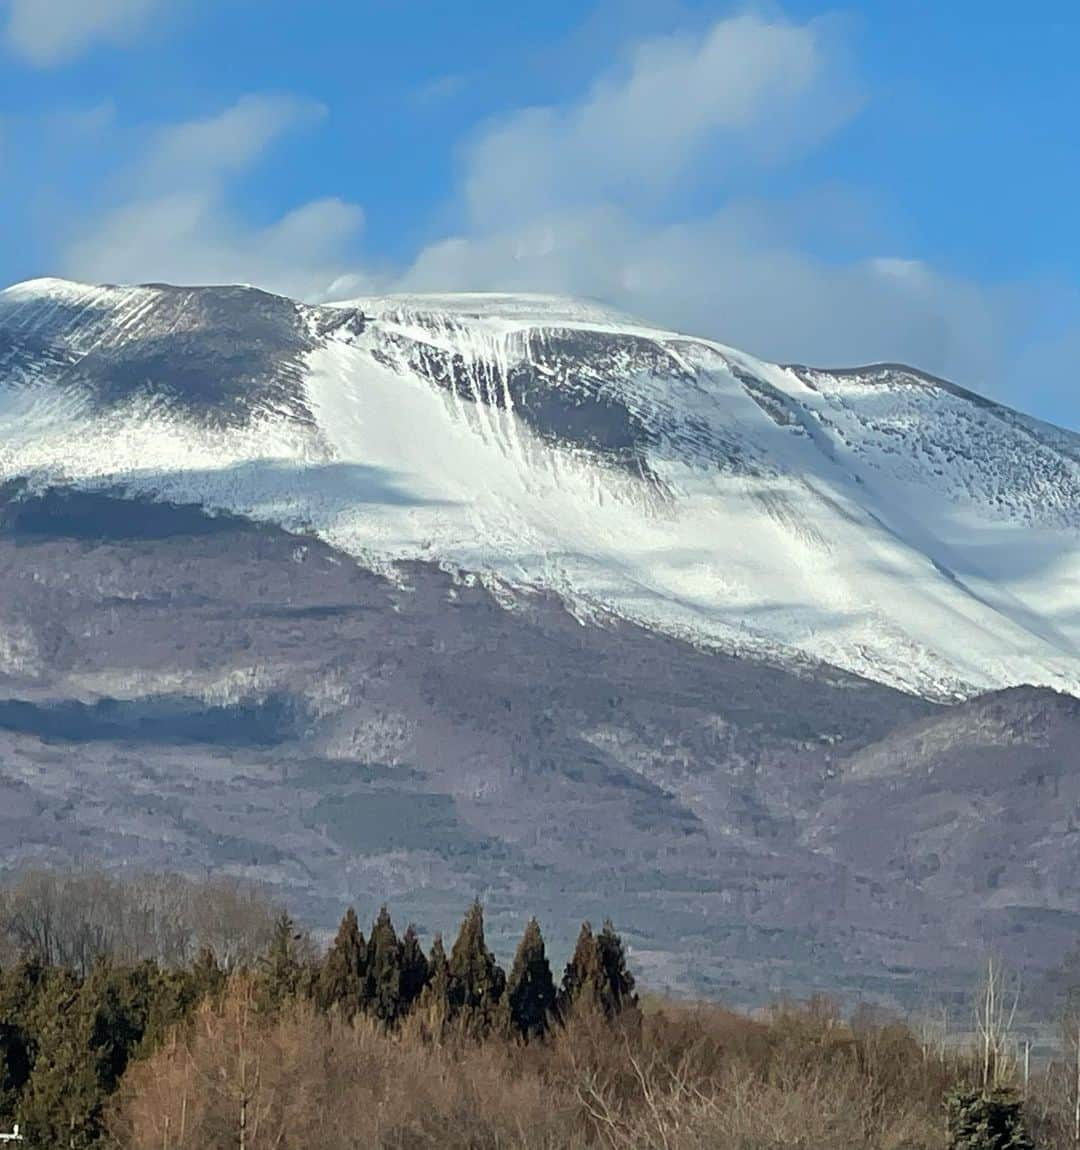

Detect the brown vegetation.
[
  {"left": 108, "top": 982, "right": 969, "bottom": 1150},
  {"left": 7, "top": 871, "right": 1080, "bottom": 1149}
]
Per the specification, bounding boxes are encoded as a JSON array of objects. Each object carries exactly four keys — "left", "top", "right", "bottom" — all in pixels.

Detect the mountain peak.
[
  {"left": 1, "top": 275, "right": 127, "bottom": 303},
  {"left": 0, "top": 278, "right": 1077, "bottom": 700}
]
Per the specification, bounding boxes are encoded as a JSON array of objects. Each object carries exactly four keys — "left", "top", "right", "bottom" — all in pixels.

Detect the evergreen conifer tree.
[
  {"left": 0, "top": 960, "right": 43, "bottom": 1125},
  {"left": 596, "top": 919, "right": 637, "bottom": 1018},
  {"left": 85, "top": 962, "right": 154, "bottom": 1092},
  {"left": 317, "top": 908, "right": 368, "bottom": 1018},
  {"left": 506, "top": 918, "right": 557, "bottom": 1040},
  {"left": 260, "top": 910, "right": 304, "bottom": 1008},
  {"left": 945, "top": 1088, "right": 1034, "bottom": 1150},
  {"left": 448, "top": 901, "right": 506, "bottom": 1034},
  {"left": 0, "top": 1019, "right": 28, "bottom": 1128},
  {"left": 417, "top": 933, "right": 451, "bottom": 1035},
  {"left": 559, "top": 921, "right": 603, "bottom": 1017},
  {"left": 428, "top": 933, "right": 449, "bottom": 997},
  {"left": 399, "top": 925, "right": 429, "bottom": 1015},
  {"left": 135, "top": 962, "right": 205, "bottom": 1052},
  {"left": 366, "top": 906, "right": 403, "bottom": 1025},
  {"left": 19, "top": 967, "right": 106, "bottom": 1150}
]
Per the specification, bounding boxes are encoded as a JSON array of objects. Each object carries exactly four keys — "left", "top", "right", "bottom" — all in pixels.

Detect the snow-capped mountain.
[
  {"left": 1, "top": 276, "right": 1078, "bottom": 699},
  {"left": 4, "top": 276, "right": 1080, "bottom": 1001}
]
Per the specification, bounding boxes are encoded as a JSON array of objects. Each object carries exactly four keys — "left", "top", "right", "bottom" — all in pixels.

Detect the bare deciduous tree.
[
  {"left": 0, "top": 869, "right": 282, "bottom": 973},
  {"left": 974, "top": 955, "right": 1022, "bottom": 1093},
  {"left": 109, "top": 987, "right": 959, "bottom": 1150}
]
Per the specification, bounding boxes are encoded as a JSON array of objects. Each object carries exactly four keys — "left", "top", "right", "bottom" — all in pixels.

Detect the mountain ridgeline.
[
  {"left": 0, "top": 277, "right": 1077, "bottom": 1002},
  {"left": 3, "top": 277, "right": 1078, "bottom": 698}
]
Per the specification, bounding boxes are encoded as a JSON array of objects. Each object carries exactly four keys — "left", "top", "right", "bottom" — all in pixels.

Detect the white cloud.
[
  {"left": 4, "top": 0, "right": 165, "bottom": 66},
  {"left": 142, "top": 94, "right": 326, "bottom": 190},
  {"left": 64, "top": 95, "right": 367, "bottom": 299},
  {"left": 402, "top": 202, "right": 1008, "bottom": 388},
  {"left": 462, "top": 11, "right": 858, "bottom": 228},
  {"left": 67, "top": 194, "right": 367, "bottom": 300},
  {"left": 413, "top": 74, "right": 467, "bottom": 106},
  {"left": 43, "top": 100, "right": 118, "bottom": 138},
  {"left": 397, "top": 11, "right": 1014, "bottom": 393},
  {"left": 43, "top": 9, "right": 1075, "bottom": 419}
]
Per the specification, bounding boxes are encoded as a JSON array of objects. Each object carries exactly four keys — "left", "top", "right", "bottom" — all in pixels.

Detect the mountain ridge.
[{"left": 1, "top": 276, "right": 1078, "bottom": 701}]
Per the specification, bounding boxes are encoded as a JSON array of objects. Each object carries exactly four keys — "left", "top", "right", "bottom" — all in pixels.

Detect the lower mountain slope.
[
  {"left": 809, "top": 687, "right": 1080, "bottom": 975},
  {"left": 0, "top": 486, "right": 1074, "bottom": 1003}
]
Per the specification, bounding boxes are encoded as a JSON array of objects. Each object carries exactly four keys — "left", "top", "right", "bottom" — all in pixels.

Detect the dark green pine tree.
[
  {"left": 0, "top": 959, "right": 46, "bottom": 1126},
  {"left": 19, "top": 967, "right": 104, "bottom": 1150},
  {"left": 399, "top": 925, "right": 430, "bottom": 1016},
  {"left": 428, "top": 934, "right": 449, "bottom": 994},
  {"left": 596, "top": 919, "right": 637, "bottom": 1019},
  {"left": 260, "top": 910, "right": 304, "bottom": 1009},
  {"left": 448, "top": 901, "right": 506, "bottom": 1035},
  {"left": 135, "top": 963, "right": 206, "bottom": 1053},
  {"left": 945, "top": 1088, "right": 1034, "bottom": 1150},
  {"left": 19, "top": 959, "right": 197, "bottom": 1148},
  {"left": 317, "top": 908, "right": 368, "bottom": 1018},
  {"left": 366, "top": 906, "right": 403, "bottom": 1025},
  {"left": 0, "top": 1018, "right": 29, "bottom": 1129},
  {"left": 559, "top": 921, "right": 604, "bottom": 1018},
  {"left": 84, "top": 963, "right": 155, "bottom": 1094},
  {"left": 506, "top": 918, "right": 557, "bottom": 1040}
]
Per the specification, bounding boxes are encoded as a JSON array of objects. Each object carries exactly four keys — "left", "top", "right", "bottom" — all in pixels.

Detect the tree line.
[
  {"left": 6, "top": 869, "right": 1080, "bottom": 1149},
  {"left": 311, "top": 902, "right": 635, "bottom": 1038},
  {"left": 0, "top": 878, "right": 636, "bottom": 1149}
]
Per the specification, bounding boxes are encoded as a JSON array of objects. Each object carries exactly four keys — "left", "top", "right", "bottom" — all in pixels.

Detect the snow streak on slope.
[{"left": 0, "top": 278, "right": 1078, "bottom": 699}]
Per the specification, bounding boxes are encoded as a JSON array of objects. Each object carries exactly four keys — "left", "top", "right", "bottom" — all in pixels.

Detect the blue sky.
[{"left": 1, "top": 1, "right": 1078, "bottom": 428}]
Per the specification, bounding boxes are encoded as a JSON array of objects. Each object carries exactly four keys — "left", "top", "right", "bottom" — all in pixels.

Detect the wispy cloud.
[
  {"left": 37, "top": 7, "right": 1079, "bottom": 422},
  {"left": 140, "top": 94, "right": 326, "bottom": 190},
  {"left": 397, "top": 10, "right": 1006, "bottom": 386},
  {"left": 413, "top": 74, "right": 467, "bottom": 107},
  {"left": 68, "top": 194, "right": 367, "bottom": 299},
  {"left": 3, "top": 0, "right": 166, "bottom": 66},
  {"left": 461, "top": 12, "right": 859, "bottom": 227},
  {"left": 64, "top": 94, "right": 368, "bottom": 299},
  {"left": 403, "top": 205, "right": 1008, "bottom": 387}
]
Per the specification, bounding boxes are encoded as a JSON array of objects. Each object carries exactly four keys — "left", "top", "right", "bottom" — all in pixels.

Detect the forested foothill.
[{"left": 0, "top": 870, "right": 1078, "bottom": 1149}]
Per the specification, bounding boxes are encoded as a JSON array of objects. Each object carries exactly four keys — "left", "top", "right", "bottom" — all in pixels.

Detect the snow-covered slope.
[{"left": 1, "top": 277, "right": 1078, "bottom": 699}]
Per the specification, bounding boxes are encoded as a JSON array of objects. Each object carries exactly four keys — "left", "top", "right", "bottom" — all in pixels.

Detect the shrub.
[{"left": 946, "top": 1088, "right": 1035, "bottom": 1150}]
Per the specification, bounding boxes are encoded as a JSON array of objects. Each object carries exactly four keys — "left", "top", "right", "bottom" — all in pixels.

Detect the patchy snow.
[{"left": 0, "top": 278, "right": 1077, "bottom": 700}]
